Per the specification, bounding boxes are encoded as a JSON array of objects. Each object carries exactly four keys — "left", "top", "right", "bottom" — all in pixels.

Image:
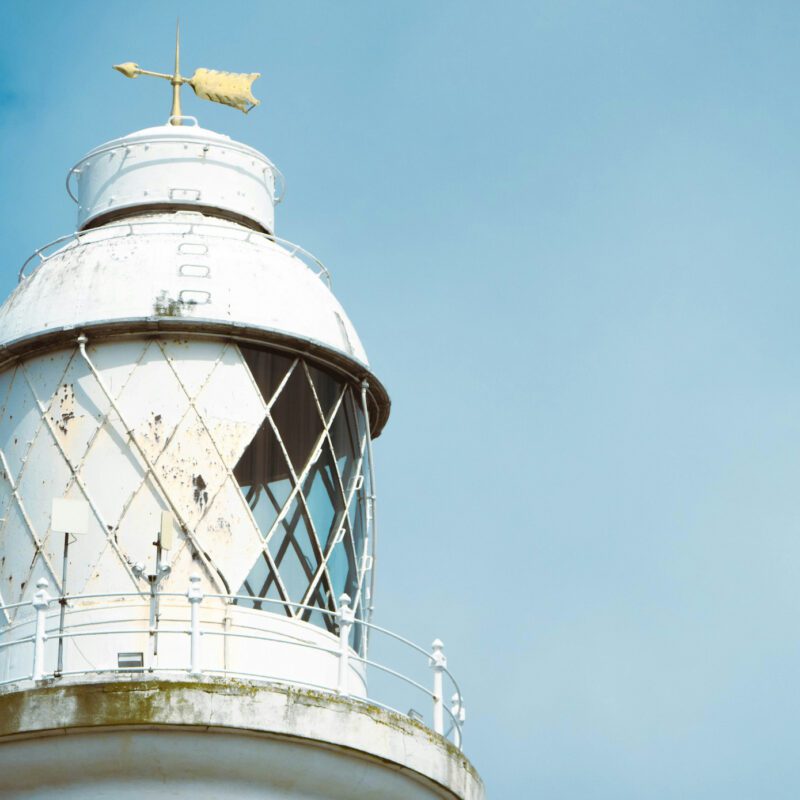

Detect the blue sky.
[{"left": 4, "top": 1, "right": 800, "bottom": 797}]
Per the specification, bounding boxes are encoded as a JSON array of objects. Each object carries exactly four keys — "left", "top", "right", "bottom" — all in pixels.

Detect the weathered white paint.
[
  {"left": 0, "top": 335, "right": 372, "bottom": 694},
  {"left": 0, "top": 115, "right": 480, "bottom": 798},
  {"left": 1, "top": 600, "right": 368, "bottom": 698},
  {"left": 72, "top": 123, "right": 279, "bottom": 233},
  {"left": 5, "top": 214, "right": 369, "bottom": 366},
  {"left": 0, "top": 677, "right": 484, "bottom": 799},
  {"left": 0, "top": 339, "right": 270, "bottom": 601}
]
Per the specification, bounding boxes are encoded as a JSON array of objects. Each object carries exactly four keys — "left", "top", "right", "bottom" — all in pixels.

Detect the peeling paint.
[
  {"left": 49, "top": 383, "right": 77, "bottom": 436},
  {"left": 193, "top": 474, "right": 208, "bottom": 508}
]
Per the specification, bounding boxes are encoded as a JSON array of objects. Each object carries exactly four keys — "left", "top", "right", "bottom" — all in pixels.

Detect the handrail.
[
  {"left": 0, "top": 584, "right": 465, "bottom": 749},
  {"left": 18, "top": 219, "right": 331, "bottom": 287}
]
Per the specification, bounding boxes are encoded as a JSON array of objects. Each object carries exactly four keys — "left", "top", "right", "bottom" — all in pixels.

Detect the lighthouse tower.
[{"left": 0, "top": 41, "right": 483, "bottom": 800}]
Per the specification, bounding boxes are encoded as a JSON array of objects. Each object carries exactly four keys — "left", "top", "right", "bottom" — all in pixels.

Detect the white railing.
[
  {"left": 18, "top": 219, "right": 332, "bottom": 287},
  {"left": 0, "top": 577, "right": 465, "bottom": 749}
]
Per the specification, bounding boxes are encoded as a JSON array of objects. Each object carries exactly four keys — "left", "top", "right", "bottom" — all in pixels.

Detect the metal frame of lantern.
[
  {"left": 231, "top": 349, "right": 374, "bottom": 643},
  {"left": 0, "top": 335, "right": 376, "bottom": 645}
]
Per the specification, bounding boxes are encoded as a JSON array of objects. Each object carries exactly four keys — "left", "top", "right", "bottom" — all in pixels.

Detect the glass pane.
[
  {"left": 235, "top": 412, "right": 293, "bottom": 499},
  {"left": 237, "top": 553, "right": 277, "bottom": 610},
  {"left": 303, "top": 440, "right": 344, "bottom": 551},
  {"left": 327, "top": 521, "right": 357, "bottom": 601},
  {"left": 265, "top": 496, "right": 320, "bottom": 602},
  {"left": 243, "top": 481, "right": 289, "bottom": 540},
  {"left": 267, "top": 495, "right": 301, "bottom": 562},
  {"left": 278, "top": 536, "right": 314, "bottom": 604},
  {"left": 270, "top": 363, "right": 325, "bottom": 473},
  {"left": 306, "top": 362, "right": 342, "bottom": 420},
  {"left": 240, "top": 346, "right": 295, "bottom": 405},
  {"left": 329, "top": 389, "right": 360, "bottom": 492}
]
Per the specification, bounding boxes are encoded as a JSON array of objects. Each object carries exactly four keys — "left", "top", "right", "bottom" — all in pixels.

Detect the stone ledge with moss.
[{"left": 0, "top": 674, "right": 483, "bottom": 800}]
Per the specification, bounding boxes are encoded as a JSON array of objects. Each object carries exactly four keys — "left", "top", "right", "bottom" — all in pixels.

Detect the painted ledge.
[{"left": 0, "top": 673, "right": 484, "bottom": 800}]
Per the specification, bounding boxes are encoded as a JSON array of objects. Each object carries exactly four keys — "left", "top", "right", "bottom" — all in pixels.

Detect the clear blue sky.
[{"left": 3, "top": 2, "right": 800, "bottom": 797}]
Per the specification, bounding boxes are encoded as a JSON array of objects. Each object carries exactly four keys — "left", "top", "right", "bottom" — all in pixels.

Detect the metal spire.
[{"left": 171, "top": 19, "right": 182, "bottom": 124}]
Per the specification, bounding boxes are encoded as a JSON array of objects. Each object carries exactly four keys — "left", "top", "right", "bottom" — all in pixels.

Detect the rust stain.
[
  {"left": 50, "top": 383, "right": 76, "bottom": 436},
  {"left": 147, "top": 412, "right": 163, "bottom": 444}
]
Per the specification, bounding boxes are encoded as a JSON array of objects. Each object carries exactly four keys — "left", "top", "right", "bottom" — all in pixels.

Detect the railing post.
[
  {"left": 430, "top": 638, "right": 446, "bottom": 735},
  {"left": 187, "top": 575, "right": 203, "bottom": 676},
  {"left": 31, "top": 578, "right": 52, "bottom": 681},
  {"left": 336, "top": 593, "right": 355, "bottom": 695}
]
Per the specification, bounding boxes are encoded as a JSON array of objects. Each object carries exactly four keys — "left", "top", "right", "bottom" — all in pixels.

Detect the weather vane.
[{"left": 113, "top": 21, "right": 260, "bottom": 124}]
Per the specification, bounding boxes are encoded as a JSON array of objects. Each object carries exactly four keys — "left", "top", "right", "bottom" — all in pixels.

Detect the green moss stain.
[
  {"left": 153, "top": 291, "right": 197, "bottom": 317},
  {"left": 0, "top": 676, "right": 481, "bottom": 784}
]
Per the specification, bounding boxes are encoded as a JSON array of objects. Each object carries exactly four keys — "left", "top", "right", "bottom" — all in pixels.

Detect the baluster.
[
  {"left": 32, "top": 579, "right": 52, "bottom": 681},
  {"left": 187, "top": 575, "right": 204, "bottom": 676},
  {"left": 430, "top": 639, "right": 446, "bottom": 735}
]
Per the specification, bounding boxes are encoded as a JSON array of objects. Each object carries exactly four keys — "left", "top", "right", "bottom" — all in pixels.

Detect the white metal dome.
[
  {"left": 3, "top": 211, "right": 390, "bottom": 433},
  {"left": 7, "top": 212, "right": 358, "bottom": 357}
]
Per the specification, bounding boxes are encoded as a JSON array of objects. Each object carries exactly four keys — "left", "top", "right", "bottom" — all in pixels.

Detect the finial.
[
  {"left": 113, "top": 22, "right": 261, "bottom": 125},
  {"left": 171, "top": 19, "right": 182, "bottom": 124}
]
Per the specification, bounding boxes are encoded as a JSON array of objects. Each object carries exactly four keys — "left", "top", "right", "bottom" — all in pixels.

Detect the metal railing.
[
  {"left": 18, "top": 218, "right": 331, "bottom": 287},
  {"left": 0, "top": 577, "right": 465, "bottom": 749}
]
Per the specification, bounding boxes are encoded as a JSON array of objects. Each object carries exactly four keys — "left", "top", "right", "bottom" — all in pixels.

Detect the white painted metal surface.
[
  {"left": 5, "top": 213, "right": 369, "bottom": 366},
  {"left": 0, "top": 335, "right": 379, "bottom": 698},
  {"left": 70, "top": 122, "right": 281, "bottom": 233},
  {"left": 2, "top": 590, "right": 371, "bottom": 701},
  {"left": 0, "top": 112, "right": 481, "bottom": 799}
]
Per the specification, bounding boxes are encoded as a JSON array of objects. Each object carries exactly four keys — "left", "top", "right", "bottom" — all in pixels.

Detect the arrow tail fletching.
[{"left": 189, "top": 68, "right": 260, "bottom": 113}]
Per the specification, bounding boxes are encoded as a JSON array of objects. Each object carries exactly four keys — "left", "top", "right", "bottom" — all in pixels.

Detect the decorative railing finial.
[{"left": 113, "top": 20, "right": 260, "bottom": 124}]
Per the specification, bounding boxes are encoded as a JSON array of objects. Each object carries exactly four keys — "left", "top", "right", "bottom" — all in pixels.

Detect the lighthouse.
[{"left": 0, "top": 34, "right": 483, "bottom": 800}]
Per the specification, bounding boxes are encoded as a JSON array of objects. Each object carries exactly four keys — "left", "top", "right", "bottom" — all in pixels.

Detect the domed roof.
[{"left": 2, "top": 212, "right": 389, "bottom": 433}]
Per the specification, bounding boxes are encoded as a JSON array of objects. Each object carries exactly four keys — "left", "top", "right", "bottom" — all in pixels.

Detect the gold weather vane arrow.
[{"left": 113, "top": 21, "right": 260, "bottom": 124}]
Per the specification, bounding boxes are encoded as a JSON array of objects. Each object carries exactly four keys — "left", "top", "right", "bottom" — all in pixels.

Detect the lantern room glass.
[{"left": 233, "top": 345, "right": 370, "bottom": 644}]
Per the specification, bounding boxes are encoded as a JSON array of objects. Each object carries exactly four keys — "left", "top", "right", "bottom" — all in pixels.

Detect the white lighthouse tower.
[{"left": 0, "top": 38, "right": 483, "bottom": 800}]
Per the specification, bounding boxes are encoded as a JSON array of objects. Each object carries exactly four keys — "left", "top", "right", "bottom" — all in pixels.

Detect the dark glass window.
[{"left": 234, "top": 346, "right": 370, "bottom": 640}]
